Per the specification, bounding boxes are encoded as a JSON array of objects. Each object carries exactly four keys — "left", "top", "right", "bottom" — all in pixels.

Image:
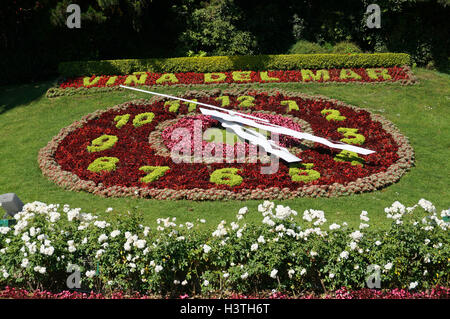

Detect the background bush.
[
  {"left": 288, "top": 40, "right": 330, "bottom": 55},
  {"left": 1, "top": 0, "right": 449, "bottom": 84},
  {"left": 332, "top": 41, "right": 363, "bottom": 54}
]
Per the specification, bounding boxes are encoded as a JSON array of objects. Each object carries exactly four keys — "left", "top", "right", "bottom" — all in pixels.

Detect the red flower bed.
[
  {"left": 38, "top": 89, "right": 414, "bottom": 200},
  {"left": 57, "top": 66, "right": 415, "bottom": 90},
  {"left": 1, "top": 286, "right": 448, "bottom": 299}
]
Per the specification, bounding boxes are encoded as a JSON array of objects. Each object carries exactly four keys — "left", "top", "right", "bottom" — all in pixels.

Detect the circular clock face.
[{"left": 39, "top": 89, "right": 414, "bottom": 200}]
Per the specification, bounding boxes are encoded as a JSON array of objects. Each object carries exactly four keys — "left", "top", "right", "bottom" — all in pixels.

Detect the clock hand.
[
  {"left": 119, "top": 85, "right": 375, "bottom": 156},
  {"left": 200, "top": 108, "right": 376, "bottom": 156},
  {"left": 219, "top": 119, "right": 302, "bottom": 163}
]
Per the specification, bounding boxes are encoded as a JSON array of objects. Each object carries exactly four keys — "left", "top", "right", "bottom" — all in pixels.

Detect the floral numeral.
[
  {"left": 87, "top": 157, "right": 119, "bottom": 173},
  {"left": 133, "top": 112, "right": 155, "bottom": 127},
  {"left": 237, "top": 96, "right": 255, "bottom": 108},
  {"left": 114, "top": 114, "right": 130, "bottom": 129},
  {"left": 139, "top": 166, "right": 170, "bottom": 183},
  {"left": 334, "top": 150, "right": 365, "bottom": 167},
  {"left": 210, "top": 168, "right": 243, "bottom": 187},
  {"left": 289, "top": 163, "right": 321, "bottom": 183},
  {"left": 215, "top": 96, "right": 230, "bottom": 107},
  {"left": 87, "top": 135, "right": 118, "bottom": 153},
  {"left": 186, "top": 99, "right": 198, "bottom": 112},
  {"left": 337, "top": 127, "right": 365, "bottom": 145},
  {"left": 165, "top": 101, "right": 180, "bottom": 113},
  {"left": 281, "top": 100, "right": 299, "bottom": 112},
  {"left": 321, "top": 109, "right": 346, "bottom": 121}
]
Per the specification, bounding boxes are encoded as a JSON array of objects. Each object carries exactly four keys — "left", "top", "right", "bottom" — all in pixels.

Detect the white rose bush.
[{"left": 0, "top": 199, "right": 448, "bottom": 297}]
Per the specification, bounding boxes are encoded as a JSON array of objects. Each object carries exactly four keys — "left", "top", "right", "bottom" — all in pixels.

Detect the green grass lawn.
[{"left": 0, "top": 68, "right": 449, "bottom": 231}]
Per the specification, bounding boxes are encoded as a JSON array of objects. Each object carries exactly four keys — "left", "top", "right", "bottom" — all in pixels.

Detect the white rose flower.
[
  {"left": 409, "top": 281, "right": 418, "bottom": 290},
  {"left": 98, "top": 234, "right": 108, "bottom": 243},
  {"left": 203, "top": 244, "right": 212, "bottom": 253},
  {"left": 95, "top": 249, "right": 104, "bottom": 258},
  {"left": 34, "top": 266, "right": 46, "bottom": 274},
  {"left": 329, "top": 223, "right": 341, "bottom": 230},
  {"left": 110, "top": 230, "right": 121, "bottom": 238},
  {"left": 94, "top": 221, "right": 108, "bottom": 229},
  {"left": 21, "top": 258, "right": 29, "bottom": 268},
  {"left": 288, "top": 269, "right": 295, "bottom": 278},
  {"left": 270, "top": 269, "right": 278, "bottom": 279},
  {"left": 340, "top": 251, "right": 349, "bottom": 259},
  {"left": 238, "top": 207, "right": 248, "bottom": 215},
  {"left": 350, "top": 231, "right": 363, "bottom": 241},
  {"left": 135, "top": 239, "right": 146, "bottom": 249}
]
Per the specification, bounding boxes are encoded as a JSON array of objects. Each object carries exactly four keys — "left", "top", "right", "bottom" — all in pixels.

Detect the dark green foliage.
[
  {"left": 176, "top": 0, "right": 257, "bottom": 56},
  {"left": 1, "top": 0, "right": 448, "bottom": 84}
]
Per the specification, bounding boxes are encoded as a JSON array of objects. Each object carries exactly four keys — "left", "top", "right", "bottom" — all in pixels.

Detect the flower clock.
[{"left": 39, "top": 89, "right": 414, "bottom": 200}]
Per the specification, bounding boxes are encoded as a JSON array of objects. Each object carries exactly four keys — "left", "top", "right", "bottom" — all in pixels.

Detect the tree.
[{"left": 177, "top": 0, "right": 257, "bottom": 56}]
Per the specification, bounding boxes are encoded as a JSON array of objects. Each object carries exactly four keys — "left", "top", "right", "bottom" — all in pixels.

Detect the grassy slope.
[{"left": 0, "top": 68, "right": 449, "bottom": 230}]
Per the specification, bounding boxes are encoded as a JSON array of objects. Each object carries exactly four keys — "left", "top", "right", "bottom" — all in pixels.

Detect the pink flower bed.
[{"left": 1, "top": 286, "right": 448, "bottom": 299}]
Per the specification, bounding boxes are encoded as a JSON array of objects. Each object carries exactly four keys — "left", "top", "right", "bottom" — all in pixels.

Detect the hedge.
[{"left": 58, "top": 53, "right": 411, "bottom": 77}]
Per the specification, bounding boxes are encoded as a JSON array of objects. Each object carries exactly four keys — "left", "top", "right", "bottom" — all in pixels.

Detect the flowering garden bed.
[
  {"left": 0, "top": 199, "right": 448, "bottom": 297},
  {"left": 1, "top": 286, "right": 449, "bottom": 299},
  {"left": 47, "top": 66, "right": 416, "bottom": 98},
  {"left": 39, "top": 89, "right": 414, "bottom": 200}
]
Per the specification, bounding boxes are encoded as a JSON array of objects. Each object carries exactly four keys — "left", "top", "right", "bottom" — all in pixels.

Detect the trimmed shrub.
[{"left": 58, "top": 53, "right": 411, "bottom": 77}]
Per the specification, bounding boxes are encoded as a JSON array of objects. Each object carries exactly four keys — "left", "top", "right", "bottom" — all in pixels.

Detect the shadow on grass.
[{"left": 0, "top": 81, "right": 53, "bottom": 115}]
